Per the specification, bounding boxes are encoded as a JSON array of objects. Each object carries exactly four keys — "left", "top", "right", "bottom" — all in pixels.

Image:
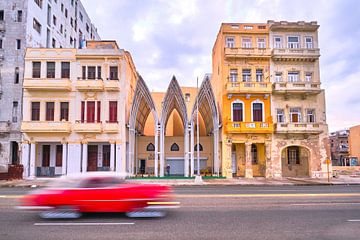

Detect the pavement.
[{"left": 1, "top": 174, "right": 360, "bottom": 187}]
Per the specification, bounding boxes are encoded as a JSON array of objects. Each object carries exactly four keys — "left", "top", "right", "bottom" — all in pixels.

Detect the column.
[
  {"left": 115, "top": 141, "right": 124, "bottom": 173},
  {"left": 81, "top": 141, "right": 88, "bottom": 173},
  {"left": 29, "top": 142, "right": 36, "bottom": 179},
  {"left": 222, "top": 138, "right": 232, "bottom": 178},
  {"left": 159, "top": 126, "right": 165, "bottom": 177},
  {"left": 67, "top": 143, "right": 82, "bottom": 174},
  {"left": 184, "top": 123, "right": 190, "bottom": 177},
  {"left": 110, "top": 141, "right": 115, "bottom": 171},
  {"left": 265, "top": 141, "right": 272, "bottom": 178},
  {"left": 190, "top": 122, "right": 194, "bottom": 176},
  {"left": 245, "top": 142, "right": 253, "bottom": 178},
  {"left": 213, "top": 128, "right": 219, "bottom": 176},
  {"left": 128, "top": 129, "right": 135, "bottom": 174},
  {"left": 154, "top": 126, "right": 159, "bottom": 177},
  {"left": 61, "top": 142, "right": 67, "bottom": 175},
  {"left": 21, "top": 142, "right": 30, "bottom": 179}
]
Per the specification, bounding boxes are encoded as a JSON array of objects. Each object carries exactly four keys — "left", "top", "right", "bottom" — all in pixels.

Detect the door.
[
  {"left": 87, "top": 145, "right": 98, "bottom": 171},
  {"left": 139, "top": 159, "right": 146, "bottom": 174},
  {"left": 166, "top": 159, "right": 184, "bottom": 176}
]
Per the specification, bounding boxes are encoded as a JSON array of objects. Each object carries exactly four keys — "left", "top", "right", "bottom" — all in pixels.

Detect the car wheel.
[
  {"left": 39, "top": 206, "right": 82, "bottom": 219},
  {"left": 126, "top": 210, "right": 166, "bottom": 218}
]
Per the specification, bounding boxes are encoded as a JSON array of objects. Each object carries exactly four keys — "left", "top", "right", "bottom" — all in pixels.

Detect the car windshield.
[{"left": 78, "top": 177, "right": 125, "bottom": 188}]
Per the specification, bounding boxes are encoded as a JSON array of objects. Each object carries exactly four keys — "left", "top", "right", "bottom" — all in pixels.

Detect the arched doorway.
[{"left": 281, "top": 145, "right": 310, "bottom": 177}]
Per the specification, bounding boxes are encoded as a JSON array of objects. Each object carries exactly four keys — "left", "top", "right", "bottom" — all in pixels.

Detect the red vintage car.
[{"left": 18, "top": 173, "right": 179, "bottom": 219}]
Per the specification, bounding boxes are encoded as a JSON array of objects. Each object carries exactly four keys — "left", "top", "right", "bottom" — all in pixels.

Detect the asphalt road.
[{"left": 1, "top": 185, "right": 360, "bottom": 240}]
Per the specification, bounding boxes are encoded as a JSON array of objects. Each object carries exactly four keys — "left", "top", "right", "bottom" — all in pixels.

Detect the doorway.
[
  {"left": 87, "top": 145, "right": 98, "bottom": 171},
  {"left": 139, "top": 159, "right": 146, "bottom": 174}
]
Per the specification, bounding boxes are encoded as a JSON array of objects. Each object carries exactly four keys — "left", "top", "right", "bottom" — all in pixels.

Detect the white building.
[{"left": 0, "top": 0, "right": 100, "bottom": 175}]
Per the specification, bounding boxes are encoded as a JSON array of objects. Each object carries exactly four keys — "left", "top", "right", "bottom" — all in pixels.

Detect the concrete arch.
[{"left": 280, "top": 144, "right": 311, "bottom": 177}]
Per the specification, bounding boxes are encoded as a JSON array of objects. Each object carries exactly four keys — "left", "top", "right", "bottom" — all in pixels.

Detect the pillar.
[
  {"left": 115, "top": 141, "right": 124, "bottom": 173},
  {"left": 128, "top": 129, "right": 135, "bottom": 174},
  {"left": 265, "top": 141, "right": 272, "bottom": 178},
  {"left": 110, "top": 141, "right": 115, "bottom": 171},
  {"left": 213, "top": 128, "right": 219, "bottom": 176},
  {"left": 29, "top": 142, "right": 36, "bottom": 179},
  {"left": 154, "top": 125, "right": 159, "bottom": 177},
  {"left": 81, "top": 141, "right": 88, "bottom": 173},
  {"left": 184, "top": 123, "right": 190, "bottom": 177},
  {"left": 245, "top": 142, "right": 253, "bottom": 178},
  {"left": 190, "top": 121, "right": 194, "bottom": 177},
  {"left": 21, "top": 142, "right": 30, "bottom": 179},
  {"left": 222, "top": 138, "right": 233, "bottom": 178},
  {"left": 67, "top": 143, "right": 81, "bottom": 174},
  {"left": 159, "top": 125, "right": 165, "bottom": 177},
  {"left": 61, "top": 142, "right": 67, "bottom": 175}
]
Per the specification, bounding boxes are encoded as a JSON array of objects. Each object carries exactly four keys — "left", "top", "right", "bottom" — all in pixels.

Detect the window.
[
  {"left": 33, "top": 18, "right": 41, "bottom": 33},
  {"left": 32, "top": 62, "right": 41, "bottom": 78},
  {"left": 244, "top": 25, "right": 253, "bottom": 30},
  {"left": 60, "top": 102, "right": 69, "bottom": 121},
  {"left": 61, "top": 3, "right": 64, "bottom": 12},
  {"left": 60, "top": 24, "right": 63, "bottom": 33},
  {"left": 65, "top": 9, "right": 68, "bottom": 18},
  {"left": 229, "top": 69, "right": 238, "bottom": 82},
  {"left": 287, "top": 146, "right": 300, "bottom": 164},
  {"left": 46, "top": 102, "right": 54, "bottom": 121},
  {"left": 306, "top": 109, "right": 316, "bottom": 123},
  {"left": 86, "top": 23, "right": 89, "bottom": 32},
  {"left": 242, "top": 69, "right": 251, "bottom": 82},
  {"left": 185, "top": 93, "right": 190, "bottom": 102},
  {"left": 305, "top": 37, "right": 313, "bottom": 49},
  {"left": 276, "top": 109, "right": 285, "bottom": 123},
  {"left": 102, "top": 145, "right": 110, "bottom": 167},
  {"left": 17, "top": 10, "right": 23, "bottom": 22},
  {"left": 109, "top": 66, "right": 118, "bottom": 80},
  {"left": 61, "top": 62, "right": 70, "bottom": 78},
  {"left": 257, "top": 38, "right": 266, "bottom": 49},
  {"left": 226, "top": 37, "right": 235, "bottom": 48},
  {"left": 31, "top": 102, "right": 40, "bottom": 121},
  {"left": 47, "top": 5, "right": 51, "bottom": 26},
  {"left": 256, "top": 69, "right": 263, "bottom": 82},
  {"left": 170, "top": 143, "right": 179, "bottom": 151},
  {"left": 251, "top": 144, "right": 258, "bottom": 164},
  {"left": 56, "top": 145, "right": 62, "bottom": 167},
  {"left": 42, "top": 145, "right": 50, "bottom": 167},
  {"left": 87, "top": 66, "right": 96, "bottom": 79},
  {"left": 288, "top": 36, "right": 299, "bottom": 48},
  {"left": 305, "top": 72, "right": 312, "bottom": 82},
  {"left": 232, "top": 102, "right": 243, "bottom": 122},
  {"left": 97, "top": 101, "right": 101, "bottom": 123},
  {"left": 34, "top": 0, "right": 43, "bottom": 8},
  {"left": 52, "top": 38, "right": 56, "bottom": 48},
  {"left": 288, "top": 71, "right": 299, "bottom": 82},
  {"left": 86, "top": 101, "right": 95, "bottom": 123},
  {"left": 12, "top": 102, "right": 18, "bottom": 123},
  {"left": 70, "top": 18, "right": 73, "bottom": 27},
  {"left": 46, "top": 62, "right": 55, "bottom": 78},
  {"left": 52, "top": 15, "right": 57, "bottom": 26},
  {"left": 194, "top": 144, "right": 203, "bottom": 151},
  {"left": 79, "top": 12, "right": 83, "bottom": 22},
  {"left": 14, "top": 67, "right": 19, "bottom": 84},
  {"left": 252, "top": 102, "right": 263, "bottom": 122},
  {"left": 81, "top": 101, "right": 101, "bottom": 123},
  {"left": 109, "top": 101, "right": 117, "bottom": 123},
  {"left": 290, "top": 108, "right": 301, "bottom": 123},
  {"left": 274, "top": 36, "right": 282, "bottom": 48},
  {"left": 0, "top": 10, "right": 3, "bottom": 21},
  {"left": 258, "top": 25, "right": 266, "bottom": 29},
  {"left": 82, "top": 66, "right": 86, "bottom": 79},
  {"left": 0, "top": 39, "right": 2, "bottom": 49},
  {"left": 146, "top": 143, "right": 155, "bottom": 152},
  {"left": 97, "top": 66, "right": 102, "bottom": 79},
  {"left": 275, "top": 72, "right": 282, "bottom": 82},
  {"left": 242, "top": 38, "right": 252, "bottom": 48},
  {"left": 16, "top": 39, "right": 21, "bottom": 49}
]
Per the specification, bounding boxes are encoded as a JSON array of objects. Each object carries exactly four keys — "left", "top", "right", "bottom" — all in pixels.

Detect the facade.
[
  {"left": 21, "top": 41, "right": 137, "bottom": 178},
  {"left": 349, "top": 125, "right": 360, "bottom": 165},
  {"left": 330, "top": 129, "right": 349, "bottom": 166},
  {"left": 0, "top": 0, "right": 99, "bottom": 173},
  {"left": 211, "top": 21, "right": 329, "bottom": 178}
]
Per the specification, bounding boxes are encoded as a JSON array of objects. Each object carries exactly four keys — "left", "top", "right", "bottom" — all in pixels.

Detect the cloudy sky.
[{"left": 82, "top": 0, "right": 360, "bottom": 132}]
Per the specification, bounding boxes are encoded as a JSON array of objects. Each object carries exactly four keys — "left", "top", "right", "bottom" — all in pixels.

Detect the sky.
[{"left": 82, "top": 0, "right": 360, "bottom": 132}]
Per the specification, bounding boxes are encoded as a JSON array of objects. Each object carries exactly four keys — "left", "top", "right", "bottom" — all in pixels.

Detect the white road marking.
[
  {"left": 34, "top": 222, "right": 135, "bottom": 226},
  {"left": 291, "top": 203, "right": 360, "bottom": 206},
  {"left": 348, "top": 219, "right": 360, "bottom": 222}
]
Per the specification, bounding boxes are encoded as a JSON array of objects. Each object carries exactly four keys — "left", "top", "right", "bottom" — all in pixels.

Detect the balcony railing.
[
  {"left": 23, "top": 78, "right": 72, "bottom": 91},
  {"left": 103, "top": 121, "right": 119, "bottom": 133},
  {"left": 274, "top": 122, "right": 324, "bottom": 134},
  {"left": 272, "top": 48, "right": 320, "bottom": 61},
  {"left": 75, "top": 78, "right": 104, "bottom": 91},
  {"left": 224, "top": 47, "right": 271, "bottom": 59},
  {"left": 226, "top": 81, "right": 272, "bottom": 93},
  {"left": 21, "top": 121, "right": 71, "bottom": 133},
  {"left": 73, "top": 121, "right": 102, "bottom": 133},
  {"left": 273, "top": 82, "right": 321, "bottom": 94},
  {"left": 0, "top": 121, "right": 11, "bottom": 133},
  {"left": 225, "top": 121, "right": 274, "bottom": 134},
  {"left": 104, "top": 79, "right": 120, "bottom": 91}
]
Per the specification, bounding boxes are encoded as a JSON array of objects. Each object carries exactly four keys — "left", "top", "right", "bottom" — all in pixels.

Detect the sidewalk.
[{"left": 1, "top": 175, "right": 360, "bottom": 188}]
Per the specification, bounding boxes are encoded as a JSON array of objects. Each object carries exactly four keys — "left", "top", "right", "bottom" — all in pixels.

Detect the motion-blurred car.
[{"left": 17, "top": 173, "right": 179, "bottom": 219}]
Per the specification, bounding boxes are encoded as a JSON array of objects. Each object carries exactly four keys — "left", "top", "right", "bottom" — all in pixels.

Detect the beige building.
[
  {"left": 349, "top": 125, "right": 360, "bottom": 164},
  {"left": 21, "top": 41, "right": 137, "bottom": 178}
]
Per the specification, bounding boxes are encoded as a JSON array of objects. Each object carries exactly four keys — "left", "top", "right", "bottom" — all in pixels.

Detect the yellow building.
[{"left": 21, "top": 41, "right": 137, "bottom": 178}]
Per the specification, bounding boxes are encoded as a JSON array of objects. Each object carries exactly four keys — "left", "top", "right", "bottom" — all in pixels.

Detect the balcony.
[
  {"left": 104, "top": 80, "right": 120, "bottom": 91},
  {"left": 73, "top": 121, "right": 102, "bottom": 133},
  {"left": 103, "top": 122, "right": 119, "bottom": 133},
  {"left": 273, "top": 82, "right": 321, "bottom": 95},
  {"left": 274, "top": 123, "right": 324, "bottom": 134},
  {"left": 23, "top": 78, "right": 72, "bottom": 91},
  {"left": 0, "top": 21, "right": 5, "bottom": 32},
  {"left": 224, "top": 47, "right": 271, "bottom": 59},
  {"left": 225, "top": 121, "right": 274, "bottom": 134},
  {"left": 0, "top": 121, "right": 11, "bottom": 133},
  {"left": 21, "top": 121, "right": 71, "bottom": 133},
  {"left": 226, "top": 81, "right": 272, "bottom": 94},
  {"left": 75, "top": 79, "right": 104, "bottom": 91},
  {"left": 272, "top": 48, "right": 320, "bottom": 61}
]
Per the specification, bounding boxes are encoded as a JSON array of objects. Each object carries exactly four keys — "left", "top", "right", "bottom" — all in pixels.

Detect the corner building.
[{"left": 21, "top": 41, "right": 137, "bottom": 178}]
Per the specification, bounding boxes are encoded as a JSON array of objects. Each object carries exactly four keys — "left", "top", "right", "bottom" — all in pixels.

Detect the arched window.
[
  {"left": 232, "top": 102, "right": 243, "bottom": 122},
  {"left": 251, "top": 144, "right": 258, "bottom": 164},
  {"left": 146, "top": 143, "right": 155, "bottom": 151},
  {"left": 252, "top": 102, "right": 263, "bottom": 122},
  {"left": 170, "top": 143, "right": 179, "bottom": 151},
  {"left": 194, "top": 144, "right": 203, "bottom": 151}
]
